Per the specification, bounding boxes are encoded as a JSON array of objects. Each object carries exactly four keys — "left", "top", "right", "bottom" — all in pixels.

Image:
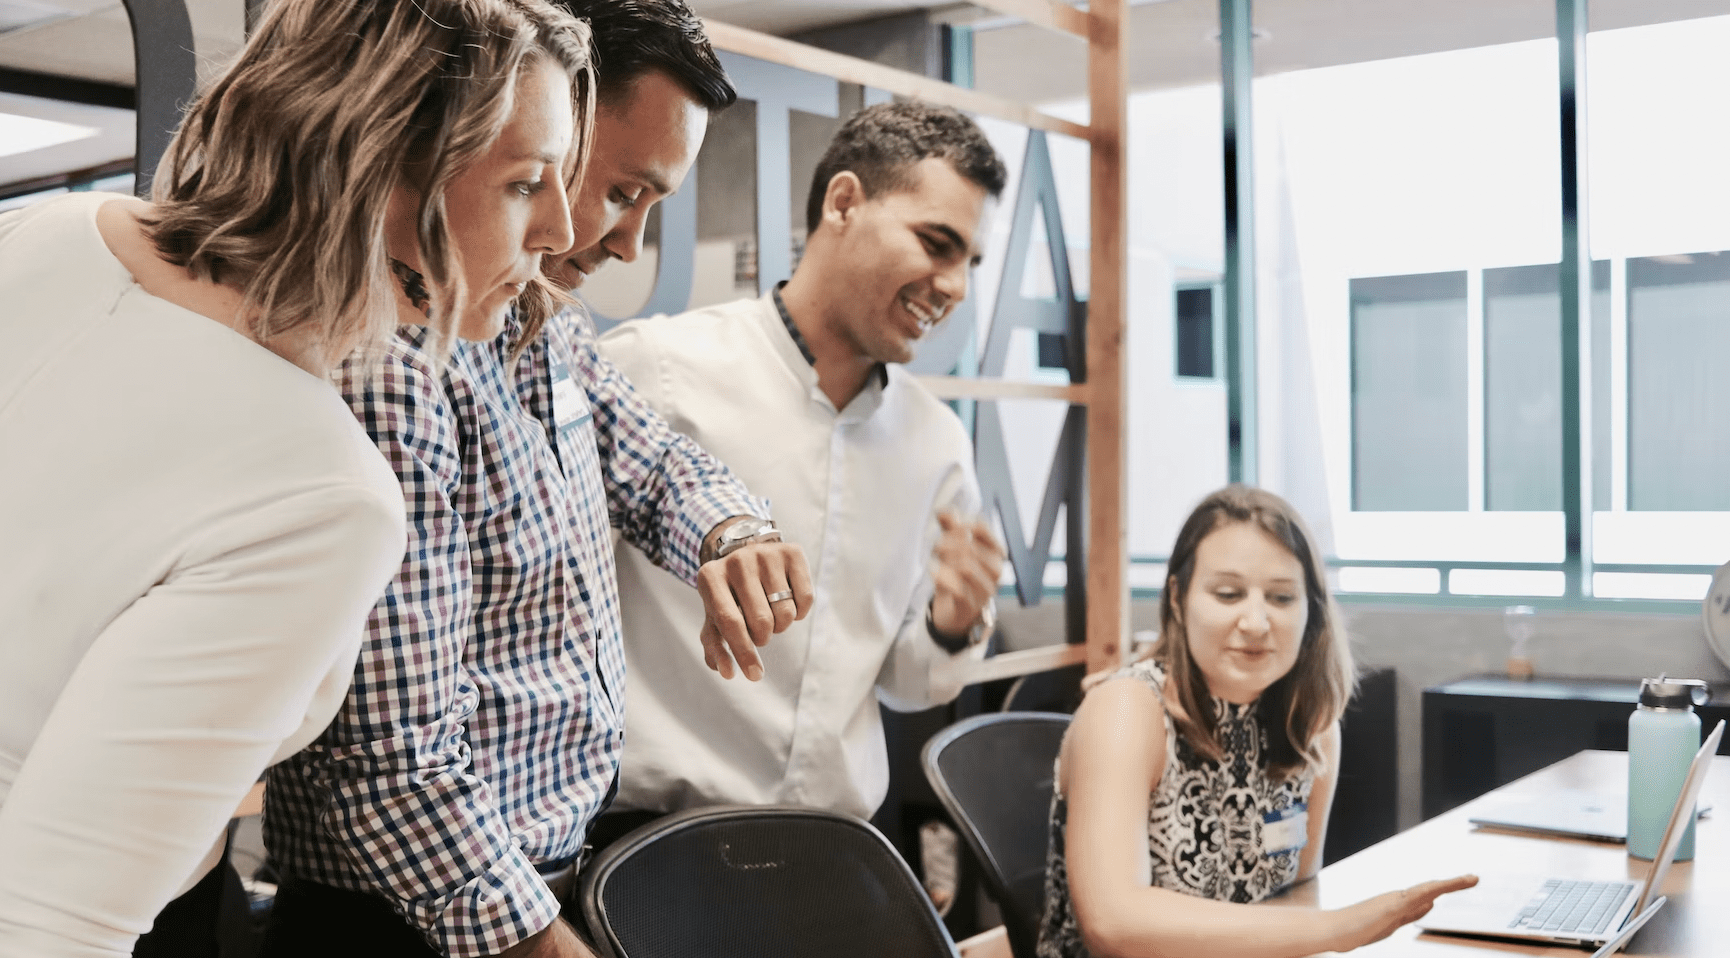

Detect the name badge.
[
  {"left": 1262, "top": 803, "right": 1309, "bottom": 855},
  {"left": 549, "top": 359, "right": 591, "bottom": 465}
]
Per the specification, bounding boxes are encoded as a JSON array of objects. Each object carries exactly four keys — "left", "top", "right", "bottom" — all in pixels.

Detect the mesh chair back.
[
  {"left": 579, "top": 805, "right": 959, "bottom": 958},
  {"left": 922, "top": 712, "right": 1071, "bottom": 958}
]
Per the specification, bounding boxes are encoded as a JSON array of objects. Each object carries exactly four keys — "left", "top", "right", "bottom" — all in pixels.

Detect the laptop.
[
  {"left": 1586, "top": 896, "right": 1665, "bottom": 958},
  {"left": 1469, "top": 790, "right": 1710, "bottom": 843},
  {"left": 1468, "top": 789, "right": 1627, "bottom": 842},
  {"left": 1419, "top": 719, "right": 1723, "bottom": 949}
]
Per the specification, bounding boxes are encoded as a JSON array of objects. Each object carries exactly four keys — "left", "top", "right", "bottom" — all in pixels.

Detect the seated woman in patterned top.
[{"left": 1038, "top": 485, "right": 1477, "bottom": 958}]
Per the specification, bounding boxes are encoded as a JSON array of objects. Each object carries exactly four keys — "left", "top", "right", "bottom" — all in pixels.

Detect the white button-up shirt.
[{"left": 599, "top": 291, "right": 988, "bottom": 819}]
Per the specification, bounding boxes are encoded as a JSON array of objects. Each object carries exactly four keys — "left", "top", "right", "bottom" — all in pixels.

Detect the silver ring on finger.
[{"left": 766, "top": 590, "right": 795, "bottom": 604}]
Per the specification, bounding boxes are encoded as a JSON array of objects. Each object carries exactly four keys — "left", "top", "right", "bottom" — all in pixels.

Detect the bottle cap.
[{"left": 1639, "top": 674, "right": 1711, "bottom": 710}]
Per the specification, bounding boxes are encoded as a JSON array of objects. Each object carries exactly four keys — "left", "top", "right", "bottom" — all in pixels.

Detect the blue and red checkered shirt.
[{"left": 263, "top": 308, "right": 765, "bottom": 957}]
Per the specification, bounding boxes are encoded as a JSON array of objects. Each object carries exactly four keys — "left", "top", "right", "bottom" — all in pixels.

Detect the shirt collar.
[{"left": 771, "top": 281, "right": 888, "bottom": 389}]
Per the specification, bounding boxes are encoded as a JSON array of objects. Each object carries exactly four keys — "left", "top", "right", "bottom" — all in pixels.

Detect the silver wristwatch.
[{"left": 708, "top": 517, "right": 781, "bottom": 561}]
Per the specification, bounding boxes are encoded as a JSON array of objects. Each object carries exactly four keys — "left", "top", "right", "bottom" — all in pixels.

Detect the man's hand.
[
  {"left": 495, "top": 918, "right": 595, "bottom": 958},
  {"left": 929, "top": 512, "right": 1005, "bottom": 639},
  {"left": 695, "top": 521, "right": 813, "bottom": 681}
]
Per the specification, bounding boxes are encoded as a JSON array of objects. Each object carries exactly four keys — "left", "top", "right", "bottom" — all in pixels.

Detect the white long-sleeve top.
[
  {"left": 598, "top": 291, "right": 988, "bottom": 820},
  {"left": 0, "top": 193, "right": 407, "bottom": 958}
]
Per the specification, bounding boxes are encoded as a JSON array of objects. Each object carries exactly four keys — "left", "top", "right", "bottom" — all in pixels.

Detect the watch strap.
[{"left": 927, "top": 599, "right": 994, "bottom": 654}]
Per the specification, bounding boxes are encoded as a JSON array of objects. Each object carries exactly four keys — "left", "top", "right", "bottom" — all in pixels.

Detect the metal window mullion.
[
  {"left": 1556, "top": 0, "right": 1592, "bottom": 598},
  {"left": 1221, "top": 0, "right": 1256, "bottom": 485},
  {"left": 1466, "top": 268, "right": 1486, "bottom": 513},
  {"left": 1609, "top": 256, "right": 1629, "bottom": 512}
]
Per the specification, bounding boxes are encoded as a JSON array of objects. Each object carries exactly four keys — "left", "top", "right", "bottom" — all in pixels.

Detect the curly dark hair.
[
  {"left": 556, "top": 0, "right": 735, "bottom": 111},
  {"left": 804, "top": 101, "right": 1007, "bottom": 234}
]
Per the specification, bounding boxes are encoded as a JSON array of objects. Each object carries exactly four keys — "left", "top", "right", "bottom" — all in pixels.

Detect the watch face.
[
  {"left": 720, "top": 517, "right": 773, "bottom": 547},
  {"left": 1707, "top": 562, "right": 1730, "bottom": 672}
]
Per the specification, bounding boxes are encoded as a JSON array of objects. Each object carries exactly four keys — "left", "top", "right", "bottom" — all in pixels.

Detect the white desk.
[{"left": 1271, "top": 750, "right": 1730, "bottom": 957}]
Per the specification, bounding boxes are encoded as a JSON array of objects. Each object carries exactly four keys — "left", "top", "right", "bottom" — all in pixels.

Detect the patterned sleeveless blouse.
[{"left": 1035, "top": 660, "right": 1315, "bottom": 958}]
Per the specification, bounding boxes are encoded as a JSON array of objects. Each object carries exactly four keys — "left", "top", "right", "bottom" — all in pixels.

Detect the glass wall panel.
[
  {"left": 1264, "top": 3, "right": 1563, "bottom": 567},
  {"left": 1584, "top": 10, "right": 1730, "bottom": 589},
  {"left": 1627, "top": 252, "right": 1730, "bottom": 511},
  {"left": 1483, "top": 264, "right": 1560, "bottom": 511},
  {"left": 1351, "top": 272, "right": 1468, "bottom": 512},
  {"left": 1482, "top": 260, "right": 1609, "bottom": 511}
]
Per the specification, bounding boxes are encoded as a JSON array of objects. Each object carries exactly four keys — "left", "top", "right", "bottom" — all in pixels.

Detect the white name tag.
[
  {"left": 548, "top": 359, "right": 592, "bottom": 471},
  {"left": 1262, "top": 803, "right": 1308, "bottom": 855},
  {"left": 551, "top": 368, "right": 587, "bottom": 430}
]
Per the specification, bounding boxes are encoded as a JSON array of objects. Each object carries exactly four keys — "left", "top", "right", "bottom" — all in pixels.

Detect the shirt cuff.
[
  {"left": 418, "top": 846, "right": 562, "bottom": 958},
  {"left": 668, "top": 491, "right": 771, "bottom": 584}
]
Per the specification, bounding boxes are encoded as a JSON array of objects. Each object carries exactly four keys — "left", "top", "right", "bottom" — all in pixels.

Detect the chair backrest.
[
  {"left": 579, "top": 804, "right": 960, "bottom": 958},
  {"left": 921, "top": 711, "right": 1072, "bottom": 958}
]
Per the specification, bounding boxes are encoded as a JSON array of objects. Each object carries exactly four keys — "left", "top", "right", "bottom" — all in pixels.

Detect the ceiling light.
[{"left": 0, "top": 111, "right": 99, "bottom": 159}]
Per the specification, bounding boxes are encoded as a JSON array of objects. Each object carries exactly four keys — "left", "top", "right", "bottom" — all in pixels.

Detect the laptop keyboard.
[{"left": 1509, "top": 879, "right": 1633, "bottom": 935}]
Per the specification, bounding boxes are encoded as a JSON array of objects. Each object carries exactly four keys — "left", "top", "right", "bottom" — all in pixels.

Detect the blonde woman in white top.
[{"left": 0, "top": 1, "right": 592, "bottom": 955}]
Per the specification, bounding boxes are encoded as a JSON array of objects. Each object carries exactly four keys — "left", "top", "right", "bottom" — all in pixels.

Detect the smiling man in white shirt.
[{"left": 596, "top": 102, "right": 1009, "bottom": 828}]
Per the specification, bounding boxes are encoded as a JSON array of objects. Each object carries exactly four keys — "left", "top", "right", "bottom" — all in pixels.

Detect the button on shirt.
[
  {"left": 264, "top": 310, "right": 764, "bottom": 958},
  {"left": 599, "top": 291, "right": 988, "bottom": 821}
]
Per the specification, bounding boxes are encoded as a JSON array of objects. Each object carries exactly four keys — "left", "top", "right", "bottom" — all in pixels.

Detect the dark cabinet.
[{"left": 1422, "top": 674, "right": 1730, "bottom": 820}]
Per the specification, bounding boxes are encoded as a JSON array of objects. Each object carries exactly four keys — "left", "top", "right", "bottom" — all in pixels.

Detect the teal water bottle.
[{"left": 1627, "top": 675, "right": 1709, "bottom": 861}]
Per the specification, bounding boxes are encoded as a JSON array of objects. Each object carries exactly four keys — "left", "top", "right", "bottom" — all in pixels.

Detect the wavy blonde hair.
[
  {"left": 1153, "top": 484, "right": 1356, "bottom": 781},
  {"left": 144, "top": 0, "right": 594, "bottom": 368}
]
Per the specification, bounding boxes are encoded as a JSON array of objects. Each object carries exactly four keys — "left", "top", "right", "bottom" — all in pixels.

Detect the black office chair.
[
  {"left": 921, "top": 711, "right": 1072, "bottom": 958},
  {"left": 578, "top": 804, "right": 960, "bottom": 958}
]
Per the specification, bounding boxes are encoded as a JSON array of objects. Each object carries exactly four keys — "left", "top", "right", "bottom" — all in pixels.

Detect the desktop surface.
[{"left": 1270, "top": 749, "right": 1729, "bottom": 957}]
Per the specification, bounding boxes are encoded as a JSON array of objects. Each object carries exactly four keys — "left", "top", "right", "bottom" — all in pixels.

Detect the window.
[
  {"left": 1350, "top": 271, "right": 1468, "bottom": 512},
  {"left": 1481, "top": 260, "right": 1610, "bottom": 512},
  {"left": 1174, "top": 285, "right": 1217, "bottom": 379},
  {"left": 1036, "top": 332, "right": 1068, "bottom": 370},
  {"left": 1626, "top": 252, "right": 1730, "bottom": 511}
]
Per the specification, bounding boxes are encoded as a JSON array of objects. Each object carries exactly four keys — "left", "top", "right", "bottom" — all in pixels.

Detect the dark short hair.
[
  {"left": 804, "top": 101, "right": 1007, "bottom": 234},
  {"left": 556, "top": 0, "right": 735, "bottom": 111}
]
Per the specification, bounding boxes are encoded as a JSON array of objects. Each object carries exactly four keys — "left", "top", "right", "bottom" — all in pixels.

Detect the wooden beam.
[
  {"left": 960, "top": 642, "right": 1089, "bottom": 685},
  {"left": 916, "top": 376, "right": 1088, "bottom": 403},
  {"left": 969, "top": 0, "right": 1089, "bottom": 38},
  {"left": 703, "top": 19, "right": 1092, "bottom": 142},
  {"left": 1084, "top": 0, "right": 1129, "bottom": 676}
]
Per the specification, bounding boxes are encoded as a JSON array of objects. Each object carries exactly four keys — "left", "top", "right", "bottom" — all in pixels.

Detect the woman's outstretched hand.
[{"left": 1334, "top": 875, "right": 1480, "bottom": 951}]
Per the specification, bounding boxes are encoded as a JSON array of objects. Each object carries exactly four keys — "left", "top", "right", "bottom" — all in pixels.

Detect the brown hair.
[
  {"left": 1154, "top": 484, "right": 1356, "bottom": 780},
  {"left": 144, "top": 0, "right": 594, "bottom": 368}
]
